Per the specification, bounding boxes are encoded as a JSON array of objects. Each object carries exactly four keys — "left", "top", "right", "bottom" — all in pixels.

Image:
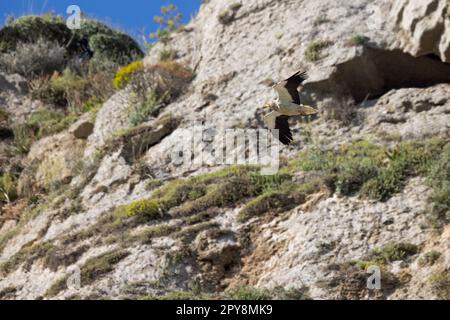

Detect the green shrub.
[
  {"left": 0, "top": 172, "right": 17, "bottom": 203},
  {"left": 238, "top": 191, "right": 294, "bottom": 222},
  {"left": 80, "top": 250, "right": 130, "bottom": 286},
  {"left": 425, "top": 143, "right": 450, "bottom": 229},
  {"left": 115, "top": 176, "right": 208, "bottom": 221},
  {"left": 0, "top": 15, "right": 70, "bottom": 54},
  {"left": 430, "top": 269, "right": 450, "bottom": 299},
  {"left": 361, "top": 142, "right": 434, "bottom": 201},
  {"left": 305, "top": 41, "right": 331, "bottom": 62},
  {"left": 45, "top": 276, "right": 68, "bottom": 298},
  {"left": 11, "top": 106, "right": 80, "bottom": 154},
  {"left": 0, "top": 15, "right": 143, "bottom": 73},
  {"left": 123, "top": 60, "right": 193, "bottom": 126},
  {"left": 335, "top": 159, "right": 378, "bottom": 195},
  {"left": 88, "top": 32, "right": 142, "bottom": 66},
  {"left": 72, "top": 18, "right": 143, "bottom": 66},
  {"left": 348, "top": 34, "right": 369, "bottom": 46},
  {"left": 159, "top": 48, "right": 176, "bottom": 61},
  {"left": 0, "top": 38, "right": 66, "bottom": 78},
  {"left": 419, "top": 251, "right": 441, "bottom": 267},
  {"left": 0, "top": 108, "right": 9, "bottom": 122},
  {"left": 115, "top": 198, "right": 161, "bottom": 219},
  {"left": 372, "top": 242, "right": 419, "bottom": 263},
  {"left": 128, "top": 90, "right": 158, "bottom": 126},
  {"left": 285, "top": 139, "right": 450, "bottom": 205},
  {"left": 130, "top": 60, "right": 194, "bottom": 104}
]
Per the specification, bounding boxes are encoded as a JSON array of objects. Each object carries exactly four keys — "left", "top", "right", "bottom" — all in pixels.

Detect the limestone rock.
[
  {"left": 18, "top": 132, "right": 85, "bottom": 193},
  {"left": 391, "top": 0, "right": 450, "bottom": 62},
  {"left": 69, "top": 114, "right": 94, "bottom": 139},
  {"left": 84, "top": 88, "right": 133, "bottom": 159}
]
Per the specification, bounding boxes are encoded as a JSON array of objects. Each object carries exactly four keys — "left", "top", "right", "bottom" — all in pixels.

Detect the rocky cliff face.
[{"left": 0, "top": 0, "right": 449, "bottom": 300}]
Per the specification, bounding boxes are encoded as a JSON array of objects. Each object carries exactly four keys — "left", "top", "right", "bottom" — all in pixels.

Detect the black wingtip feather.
[
  {"left": 274, "top": 115, "right": 293, "bottom": 146},
  {"left": 286, "top": 70, "right": 308, "bottom": 82}
]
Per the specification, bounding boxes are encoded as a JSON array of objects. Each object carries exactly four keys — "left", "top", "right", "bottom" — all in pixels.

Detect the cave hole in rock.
[{"left": 305, "top": 47, "right": 450, "bottom": 104}]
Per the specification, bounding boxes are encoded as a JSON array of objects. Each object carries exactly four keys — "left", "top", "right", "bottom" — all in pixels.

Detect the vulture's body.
[{"left": 263, "top": 71, "right": 318, "bottom": 145}]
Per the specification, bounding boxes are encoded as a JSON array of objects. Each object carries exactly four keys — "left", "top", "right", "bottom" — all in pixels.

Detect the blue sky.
[{"left": 0, "top": 0, "right": 202, "bottom": 43}]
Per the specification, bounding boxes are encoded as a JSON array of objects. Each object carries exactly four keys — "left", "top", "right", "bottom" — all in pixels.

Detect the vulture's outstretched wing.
[
  {"left": 264, "top": 112, "right": 293, "bottom": 145},
  {"left": 274, "top": 71, "right": 308, "bottom": 105},
  {"left": 275, "top": 115, "right": 293, "bottom": 145}
]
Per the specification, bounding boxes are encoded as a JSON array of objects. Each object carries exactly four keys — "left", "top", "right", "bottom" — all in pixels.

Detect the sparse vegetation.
[
  {"left": 218, "top": 3, "right": 242, "bottom": 25},
  {"left": 0, "top": 15, "right": 143, "bottom": 71},
  {"left": 45, "top": 276, "right": 69, "bottom": 298},
  {"left": 225, "top": 286, "right": 310, "bottom": 300},
  {"left": 143, "top": 286, "right": 309, "bottom": 300},
  {"left": 0, "top": 241, "right": 56, "bottom": 275},
  {"left": 285, "top": 138, "right": 449, "bottom": 211},
  {"left": 361, "top": 141, "right": 440, "bottom": 201},
  {"left": 425, "top": 142, "right": 450, "bottom": 229},
  {"left": 430, "top": 269, "right": 450, "bottom": 299},
  {"left": 348, "top": 34, "right": 369, "bottom": 46},
  {"left": 0, "top": 286, "right": 17, "bottom": 299},
  {"left": 371, "top": 242, "right": 419, "bottom": 263},
  {"left": 150, "top": 4, "right": 183, "bottom": 44},
  {"left": 159, "top": 48, "right": 176, "bottom": 61},
  {"left": 0, "top": 172, "right": 18, "bottom": 203},
  {"left": 124, "top": 60, "right": 193, "bottom": 126},
  {"left": 218, "top": 10, "right": 234, "bottom": 25},
  {"left": 130, "top": 224, "right": 178, "bottom": 244},
  {"left": 80, "top": 250, "right": 130, "bottom": 286},
  {"left": 314, "top": 16, "right": 330, "bottom": 26},
  {"left": 419, "top": 250, "right": 441, "bottom": 267},
  {"left": 128, "top": 90, "right": 159, "bottom": 126},
  {"left": 31, "top": 68, "right": 114, "bottom": 111},
  {"left": 305, "top": 41, "right": 331, "bottom": 62},
  {"left": 0, "top": 38, "right": 65, "bottom": 78},
  {"left": 225, "top": 286, "right": 271, "bottom": 300},
  {"left": 238, "top": 187, "right": 307, "bottom": 222}
]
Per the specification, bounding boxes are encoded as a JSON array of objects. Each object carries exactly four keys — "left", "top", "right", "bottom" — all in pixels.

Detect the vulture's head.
[{"left": 263, "top": 101, "right": 278, "bottom": 111}]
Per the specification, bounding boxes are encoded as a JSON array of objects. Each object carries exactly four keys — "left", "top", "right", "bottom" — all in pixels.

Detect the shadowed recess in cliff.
[{"left": 304, "top": 47, "right": 450, "bottom": 103}]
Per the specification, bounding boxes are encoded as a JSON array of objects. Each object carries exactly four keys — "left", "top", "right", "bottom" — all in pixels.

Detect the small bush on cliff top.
[
  {"left": 0, "top": 15, "right": 143, "bottom": 65},
  {"left": 0, "top": 15, "right": 70, "bottom": 53},
  {"left": 0, "top": 38, "right": 66, "bottom": 78}
]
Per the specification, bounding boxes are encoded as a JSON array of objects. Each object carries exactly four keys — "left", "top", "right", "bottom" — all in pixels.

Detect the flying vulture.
[{"left": 263, "top": 71, "right": 318, "bottom": 145}]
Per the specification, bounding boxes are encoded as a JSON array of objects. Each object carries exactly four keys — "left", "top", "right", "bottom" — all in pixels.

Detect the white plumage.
[{"left": 262, "top": 71, "right": 319, "bottom": 145}]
